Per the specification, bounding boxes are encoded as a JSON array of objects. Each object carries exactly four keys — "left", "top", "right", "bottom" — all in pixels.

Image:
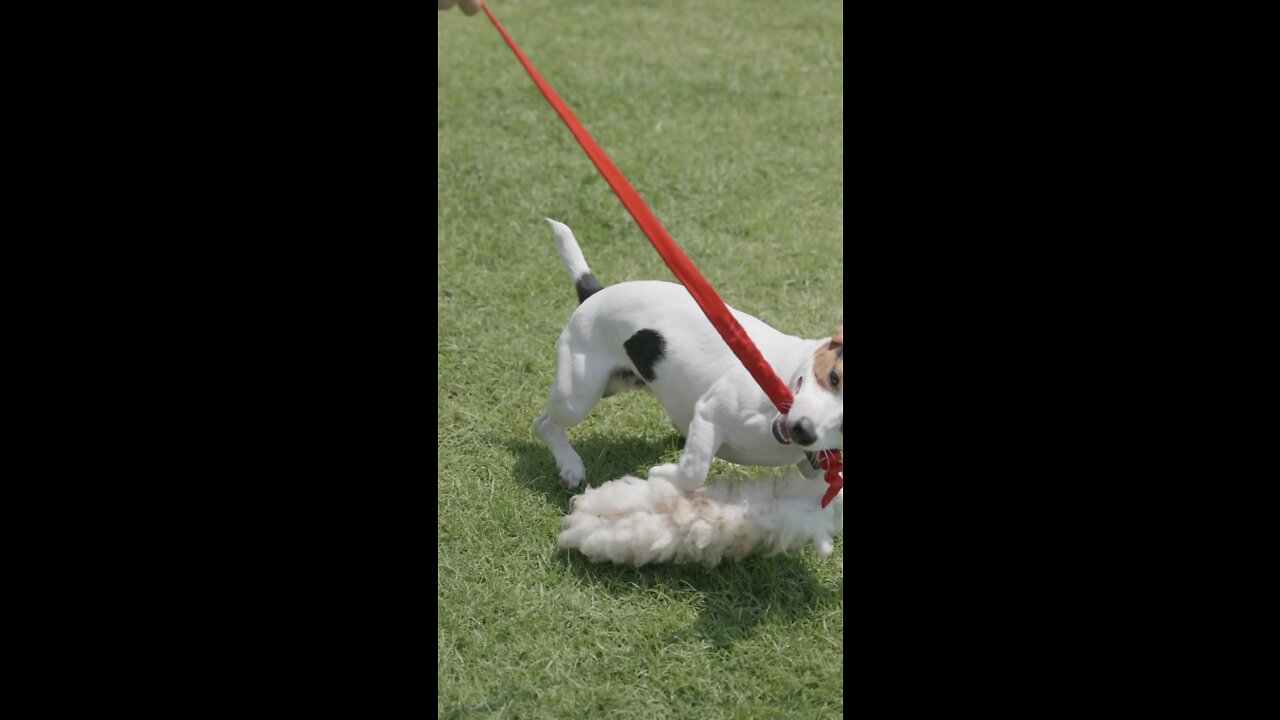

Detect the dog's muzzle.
[
  {"left": 773, "top": 413, "right": 821, "bottom": 446},
  {"left": 788, "top": 417, "right": 817, "bottom": 446}
]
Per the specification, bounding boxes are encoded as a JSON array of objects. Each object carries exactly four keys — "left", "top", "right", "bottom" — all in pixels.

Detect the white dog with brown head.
[{"left": 535, "top": 219, "right": 843, "bottom": 492}]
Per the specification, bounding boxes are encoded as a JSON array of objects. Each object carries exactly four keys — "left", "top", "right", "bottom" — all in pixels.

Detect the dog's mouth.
[{"left": 771, "top": 415, "right": 791, "bottom": 444}]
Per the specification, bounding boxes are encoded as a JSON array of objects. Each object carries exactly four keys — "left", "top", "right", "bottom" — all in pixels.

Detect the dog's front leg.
[
  {"left": 674, "top": 410, "right": 722, "bottom": 490},
  {"left": 651, "top": 396, "right": 724, "bottom": 492}
]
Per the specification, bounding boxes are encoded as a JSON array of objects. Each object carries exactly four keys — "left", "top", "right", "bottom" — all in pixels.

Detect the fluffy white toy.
[{"left": 557, "top": 463, "right": 843, "bottom": 567}]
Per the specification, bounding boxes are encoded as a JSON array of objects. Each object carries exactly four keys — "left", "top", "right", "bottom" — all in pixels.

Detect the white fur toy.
[{"left": 557, "top": 463, "right": 843, "bottom": 567}]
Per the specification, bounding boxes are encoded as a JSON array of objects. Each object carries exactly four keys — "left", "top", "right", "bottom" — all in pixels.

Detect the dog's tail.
[{"left": 546, "top": 218, "right": 604, "bottom": 304}]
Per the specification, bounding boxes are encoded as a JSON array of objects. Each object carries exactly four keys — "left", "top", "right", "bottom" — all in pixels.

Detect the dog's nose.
[{"left": 789, "top": 418, "right": 817, "bottom": 446}]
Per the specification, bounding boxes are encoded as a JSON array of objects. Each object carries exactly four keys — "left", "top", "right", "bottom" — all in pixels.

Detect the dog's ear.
[{"left": 829, "top": 325, "right": 843, "bottom": 348}]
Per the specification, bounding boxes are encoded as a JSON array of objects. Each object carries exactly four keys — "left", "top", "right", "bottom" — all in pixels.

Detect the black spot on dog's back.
[
  {"left": 624, "top": 329, "right": 666, "bottom": 381},
  {"left": 575, "top": 272, "right": 603, "bottom": 304}
]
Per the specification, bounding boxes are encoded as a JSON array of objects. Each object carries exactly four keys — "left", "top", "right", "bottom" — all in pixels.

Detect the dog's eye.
[
  {"left": 829, "top": 370, "right": 839, "bottom": 388},
  {"left": 796, "top": 375, "right": 804, "bottom": 390}
]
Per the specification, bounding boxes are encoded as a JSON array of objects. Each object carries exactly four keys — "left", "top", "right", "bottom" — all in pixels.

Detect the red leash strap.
[
  {"left": 482, "top": 5, "right": 843, "bottom": 507},
  {"left": 481, "top": 4, "right": 792, "bottom": 412}
]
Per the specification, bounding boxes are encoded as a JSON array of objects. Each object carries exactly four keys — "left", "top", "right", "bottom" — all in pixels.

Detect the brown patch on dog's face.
[{"left": 814, "top": 325, "right": 843, "bottom": 391}]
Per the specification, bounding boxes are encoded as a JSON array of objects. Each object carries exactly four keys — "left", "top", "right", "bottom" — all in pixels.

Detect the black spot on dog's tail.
[
  {"left": 624, "top": 329, "right": 666, "bottom": 381},
  {"left": 546, "top": 219, "right": 605, "bottom": 305},
  {"left": 575, "top": 272, "right": 603, "bottom": 304}
]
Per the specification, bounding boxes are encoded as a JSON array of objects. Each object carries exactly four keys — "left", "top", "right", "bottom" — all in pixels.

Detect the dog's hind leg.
[{"left": 534, "top": 334, "right": 613, "bottom": 490}]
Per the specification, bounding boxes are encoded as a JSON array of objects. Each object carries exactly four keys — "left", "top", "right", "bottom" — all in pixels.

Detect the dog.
[{"left": 535, "top": 219, "right": 843, "bottom": 492}]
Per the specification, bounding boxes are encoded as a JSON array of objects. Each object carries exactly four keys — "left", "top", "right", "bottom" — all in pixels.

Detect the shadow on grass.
[
  {"left": 557, "top": 549, "right": 840, "bottom": 649},
  {"left": 501, "top": 432, "right": 840, "bottom": 648},
  {"left": 501, "top": 433, "right": 685, "bottom": 513}
]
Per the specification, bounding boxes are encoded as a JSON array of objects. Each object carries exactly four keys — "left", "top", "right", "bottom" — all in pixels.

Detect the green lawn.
[{"left": 438, "top": 1, "right": 843, "bottom": 717}]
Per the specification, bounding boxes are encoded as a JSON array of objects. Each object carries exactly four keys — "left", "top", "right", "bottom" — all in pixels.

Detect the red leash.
[{"left": 481, "top": 5, "right": 843, "bottom": 507}]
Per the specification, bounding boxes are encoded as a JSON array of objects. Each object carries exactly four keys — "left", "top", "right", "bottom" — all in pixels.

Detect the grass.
[{"left": 438, "top": 1, "right": 843, "bottom": 717}]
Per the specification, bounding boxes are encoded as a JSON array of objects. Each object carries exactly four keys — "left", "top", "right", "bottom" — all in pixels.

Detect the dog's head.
[{"left": 783, "top": 325, "right": 843, "bottom": 451}]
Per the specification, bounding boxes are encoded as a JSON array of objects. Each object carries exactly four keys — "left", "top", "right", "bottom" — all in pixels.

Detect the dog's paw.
[
  {"left": 647, "top": 463, "right": 681, "bottom": 486},
  {"left": 648, "top": 463, "right": 703, "bottom": 492},
  {"left": 558, "top": 460, "right": 586, "bottom": 490},
  {"left": 674, "top": 473, "right": 706, "bottom": 492}
]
